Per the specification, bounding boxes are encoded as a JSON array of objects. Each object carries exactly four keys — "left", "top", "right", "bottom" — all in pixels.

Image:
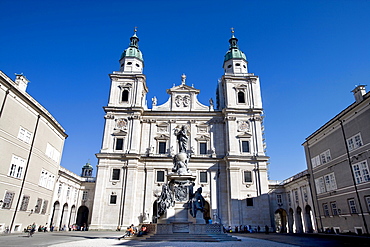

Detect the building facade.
[
  {"left": 90, "top": 30, "right": 270, "bottom": 230},
  {"left": 303, "top": 85, "right": 370, "bottom": 234},
  {"left": 269, "top": 170, "right": 316, "bottom": 233},
  {"left": 50, "top": 164, "right": 95, "bottom": 231},
  {"left": 0, "top": 71, "right": 67, "bottom": 233}
]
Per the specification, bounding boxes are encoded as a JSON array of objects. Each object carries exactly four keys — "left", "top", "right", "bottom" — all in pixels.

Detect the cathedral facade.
[{"left": 90, "top": 30, "right": 270, "bottom": 230}]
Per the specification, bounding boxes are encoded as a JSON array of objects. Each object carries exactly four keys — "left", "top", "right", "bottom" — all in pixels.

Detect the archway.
[
  {"left": 50, "top": 201, "right": 60, "bottom": 231},
  {"left": 76, "top": 206, "right": 89, "bottom": 230},
  {"left": 60, "top": 203, "right": 69, "bottom": 230},
  {"left": 304, "top": 205, "right": 314, "bottom": 233},
  {"left": 274, "top": 208, "right": 287, "bottom": 233},
  {"left": 295, "top": 206, "right": 303, "bottom": 233},
  {"left": 69, "top": 205, "right": 76, "bottom": 229},
  {"left": 288, "top": 208, "right": 294, "bottom": 233}
]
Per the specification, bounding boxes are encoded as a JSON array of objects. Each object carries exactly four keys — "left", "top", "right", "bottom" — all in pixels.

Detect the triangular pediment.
[
  {"left": 237, "top": 133, "right": 252, "bottom": 138},
  {"left": 154, "top": 134, "right": 170, "bottom": 140},
  {"left": 112, "top": 130, "right": 127, "bottom": 136},
  {"left": 166, "top": 84, "right": 200, "bottom": 94}
]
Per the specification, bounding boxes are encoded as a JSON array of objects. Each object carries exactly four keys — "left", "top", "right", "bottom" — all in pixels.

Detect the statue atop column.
[
  {"left": 172, "top": 125, "right": 190, "bottom": 175},
  {"left": 174, "top": 125, "right": 188, "bottom": 153}
]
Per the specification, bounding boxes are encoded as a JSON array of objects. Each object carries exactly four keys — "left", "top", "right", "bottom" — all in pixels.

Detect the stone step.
[{"left": 141, "top": 233, "right": 241, "bottom": 242}]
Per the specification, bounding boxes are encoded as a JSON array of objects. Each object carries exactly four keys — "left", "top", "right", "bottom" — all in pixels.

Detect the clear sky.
[{"left": 1, "top": 0, "right": 369, "bottom": 181}]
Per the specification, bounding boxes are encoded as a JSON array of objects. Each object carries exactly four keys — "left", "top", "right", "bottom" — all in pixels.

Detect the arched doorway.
[
  {"left": 295, "top": 206, "right": 303, "bottom": 233},
  {"left": 274, "top": 209, "right": 287, "bottom": 233},
  {"left": 60, "top": 203, "right": 69, "bottom": 230},
  {"left": 76, "top": 206, "right": 89, "bottom": 230},
  {"left": 50, "top": 201, "right": 60, "bottom": 231},
  {"left": 69, "top": 205, "right": 76, "bottom": 228},
  {"left": 304, "top": 205, "right": 314, "bottom": 233},
  {"left": 288, "top": 208, "right": 294, "bottom": 233}
]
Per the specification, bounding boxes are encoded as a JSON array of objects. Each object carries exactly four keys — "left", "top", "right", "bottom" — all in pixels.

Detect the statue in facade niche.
[{"left": 189, "top": 187, "right": 205, "bottom": 218}]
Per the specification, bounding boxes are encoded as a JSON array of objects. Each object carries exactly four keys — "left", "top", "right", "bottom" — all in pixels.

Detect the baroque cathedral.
[{"left": 90, "top": 29, "right": 270, "bottom": 229}]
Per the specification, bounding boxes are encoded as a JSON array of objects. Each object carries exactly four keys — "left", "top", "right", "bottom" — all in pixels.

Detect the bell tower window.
[
  {"left": 122, "top": 90, "right": 129, "bottom": 102},
  {"left": 238, "top": 91, "right": 245, "bottom": 103}
]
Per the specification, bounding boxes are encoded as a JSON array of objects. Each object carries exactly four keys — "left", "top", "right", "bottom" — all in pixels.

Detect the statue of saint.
[{"left": 175, "top": 125, "right": 188, "bottom": 153}]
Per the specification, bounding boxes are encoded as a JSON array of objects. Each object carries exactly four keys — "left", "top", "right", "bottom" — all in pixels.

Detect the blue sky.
[{"left": 1, "top": 0, "right": 369, "bottom": 181}]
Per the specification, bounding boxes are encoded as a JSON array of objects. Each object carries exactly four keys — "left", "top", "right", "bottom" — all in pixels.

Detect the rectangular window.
[
  {"left": 156, "top": 171, "right": 165, "bottom": 183},
  {"left": 347, "top": 133, "right": 363, "bottom": 151},
  {"left": 294, "top": 190, "right": 299, "bottom": 202},
  {"left": 115, "top": 138, "right": 124, "bottom": 150},
  {"left": 323, "top": 203, "right": 330, "bottom": 216},
  {"left": 315, "top": 177, "right": 326, "bottom": 194},
  {"left": 2, "top": 191, "right": 15, "bottom": 209},
  {"left": 242, "top": 141, "right": 250, "bottom": 153},
  {"left": 311, "top": 155, "right": 321, "bottom": 168},
  {"left": 276, "top": 194, "right": 282, "bottom": 205},
  {"left": 244, "top": 171, "right": 252, "bottom": 183},
  {"left": 110, "top": 195, "right": 117, "bottom": 204},
  {"left": 287, "top": 192, "right": 291, "bottom": 205},
  {"left": 158, "top": 141, "right": 166, "bottom": 154},
  {"left": 348, "top": 199, "right": 357, "bottom": 214},
  {"left": 58, "top": 183, "right": 62, "bottom": 195},
  {"left": 41, "top": 200, "right": 48, "bottom": 214},
  {"left": 35, "top": 198, "right": 42, "bottom": 213},
  {"left": 366, "top": 196, "right": 370, "bottom": 211},
  {"left": 331, "top": 202, "right": 338, "bottom": 216},
  {"left": 20, "top": 195, "right": 30, "bottom": 211},
  {"left": 200, "top": 143, "right": 207, "bottom": 154},
  {"left": 246, "top": 198, "right": 253, "bottom": 206},
  {"left": 112, "top": 169, "right": 121, "bottom": 180},
  {"left": 18, "top": 127, "right": 32, "bottom": 144},
  {"left": 82, "top": 191, "right": 88, "bottom": 201},
  {"left": 66, "top": 187, "right": 71, "bottom": 198},
  {"left": 324, "top": 173, "right": 337, "bottom": 192},
  {"left": 352, "top": 161, "right": 370, "bottom": 184},
  {"left": 320, "top": 150, "right": 331, "bottom": 164},
  {"left": 303, "top": 187, "right": 308, "bottom": 202},
  {"left": 46, "top": 143, "right": 60, "bottom": 163},
  {"left": 199, "top": 172, "right": 207, "bottom": 183},
  {"left": 39, "top": 169, "right": 55, "bottom": 190},
  {"left": 9, "top": 155, "right": 25, "bottom": 179}
]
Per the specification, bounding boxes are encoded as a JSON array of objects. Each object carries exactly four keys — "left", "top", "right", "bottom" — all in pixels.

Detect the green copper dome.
[
  {"left": 224, "top": 33, "right": 247, "bottom": 62},
  {"left": 120, "top": 30, "right": 144, "bottom": 62}
]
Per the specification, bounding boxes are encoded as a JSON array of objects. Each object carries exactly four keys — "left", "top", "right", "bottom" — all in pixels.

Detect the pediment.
[
  {"left": 112, "top": 130, "right": 127, "bottom": 136},
  {"left": 154, "top": 134, "right": 170, "bottom": 140},
  {"left": 237, "top": 133, "right": 252, "bottom": 138}
]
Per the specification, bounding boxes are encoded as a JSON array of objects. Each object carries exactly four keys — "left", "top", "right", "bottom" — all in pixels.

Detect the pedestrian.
[{"left": 265, "top": 225, "right": 269, "bottom": 234}]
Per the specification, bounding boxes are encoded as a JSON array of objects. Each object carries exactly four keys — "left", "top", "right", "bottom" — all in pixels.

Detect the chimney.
[
  {"left": 352, "top": 85, "right": 367, "bottom": 103},
  {"left": 15, "top": 74, "right": 29, "bottom": 92}
]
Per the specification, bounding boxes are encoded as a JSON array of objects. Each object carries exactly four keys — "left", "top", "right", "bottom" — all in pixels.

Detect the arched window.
[
  {"left": 237, "top": 91, "right": 245, "bottom": 103},
  {"left": 122, "top": 90, "right": 129, "bottom": 102}
]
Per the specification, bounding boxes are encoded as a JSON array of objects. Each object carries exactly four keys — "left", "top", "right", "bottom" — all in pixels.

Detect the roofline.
[
  {"left": 0, "top": 70, "right": 68, "bottom": 138},
  {"left": 303, "top": 90, "right": 370, "bottom": 144}
]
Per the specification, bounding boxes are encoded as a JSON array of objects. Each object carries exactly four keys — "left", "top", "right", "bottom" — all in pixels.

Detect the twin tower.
[{"left": 90, "top": 29, "right": 270, "bottom": 230}]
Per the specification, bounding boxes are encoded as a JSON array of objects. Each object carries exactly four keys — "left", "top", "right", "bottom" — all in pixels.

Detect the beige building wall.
[
  {"left": 0, "top": 71, "right": 67, "bottom": 233},
  {"left": 303, "top": 85, "right": 370, "bottom": 234}
]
